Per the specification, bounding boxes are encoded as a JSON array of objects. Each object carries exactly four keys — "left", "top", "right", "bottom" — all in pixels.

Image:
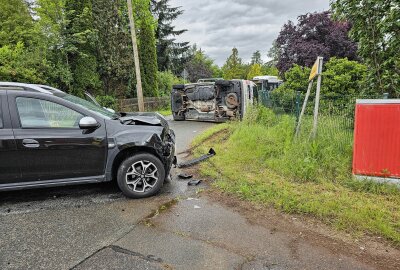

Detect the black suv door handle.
[{"left": 22, "top": 139, "right": 40, "bottom": 148}]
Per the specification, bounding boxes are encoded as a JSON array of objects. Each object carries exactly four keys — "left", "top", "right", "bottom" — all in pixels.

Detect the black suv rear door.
[
  {"left": 0, "top": 92, "right": 20, "bottom": 184},
  {"left": 8, "top": 91, "right": 108, "bottom": 182}
]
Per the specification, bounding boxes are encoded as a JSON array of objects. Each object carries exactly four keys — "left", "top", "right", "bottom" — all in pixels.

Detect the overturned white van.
[{"left": 171, "top": 80, "right": 255, "bottom": 122}]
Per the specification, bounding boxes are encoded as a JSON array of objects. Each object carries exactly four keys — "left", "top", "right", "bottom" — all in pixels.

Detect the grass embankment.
[{"left": 192, "top": 107, "right": 400, "bottom": 246}]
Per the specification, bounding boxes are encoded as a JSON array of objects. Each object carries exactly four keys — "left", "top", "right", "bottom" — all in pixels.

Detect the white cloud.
[{"left": 169, "top": 0, "right": 330, "bottom": 65}]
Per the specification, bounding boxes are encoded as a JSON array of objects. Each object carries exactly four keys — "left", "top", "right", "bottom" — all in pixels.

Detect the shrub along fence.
[{"left": 118, "top": 96, "right": 170, "bottom": 112}]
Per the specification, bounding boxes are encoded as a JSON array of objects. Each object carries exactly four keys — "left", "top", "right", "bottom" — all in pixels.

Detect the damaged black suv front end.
[{"left": 105, "top": 112, "right": 176, "bottom": 182}]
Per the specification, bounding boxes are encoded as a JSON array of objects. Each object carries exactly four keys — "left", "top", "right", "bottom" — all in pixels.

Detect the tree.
[
  {"left": 278, "top": 65, "right": 311, "bottom": 94},
  {"left": 151, "top": 0, "right": 189, "bottom": 74},
  {"left": 251, "top": 50, "right": 262, "bottom": 65},
  {"left": 35, "top": 0, "right": 73, "bottom": 90},
  {"left": 64, "top": 0, "right": 101, "bottom": 95},
  {"left": 0, "top": 0, "right": 52, "bottom": 84},
  {"left": 0, "top": 42, "right": 49, "bottom": 83},
  {"left": 133, "top": 0, "right": 159, "bottom": 97},
  {"left": 247, "top": 64, "right": 262, "bottom": 80},
  {"left": 211, "top": 65, "right": 223, "bottom": 78},
  {"left": 0, "top": 0, "right": 38, "bottom": 47},
  {"left": 184, "top": 47, "right": 214, "bottom": 82},
  {"left": 156, "top": 70, "right": 183, "bottom": 96},
  {"left": 323, "top": 57, "right": 367, "bottom": 98},
  {"left": 332, "top": 0, "right": 400, "bottom": 96},
  {"left": 266, "top": 40, "right": 279, "bottom": 67},
  {"left": 262, "top": 65, "right": 279, "bottom": 77},
  {"left": 93, "top": 0, "right": 134, "bottom": 96},
  {"left": 275, "top": 11, "right": 358, "bottom": 75},
  {"left": 222, "top": 47, "right": 244, "bottom": 79}
]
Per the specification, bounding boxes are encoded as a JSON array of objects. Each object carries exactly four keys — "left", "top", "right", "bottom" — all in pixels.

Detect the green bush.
[
  {"left": 272, "top": 58, "right": 370, "bottom": 113},
  {"left": 323, "top": 57, "right": 367, "bottom": 98},
  {"left": 96, "top": 95, "right": 117, "bottom": 110},
  {"left": 157, "top": 71, "right": 185, "bottom": 96},
  {"left": 270, "top": 64, "right": 310, "bottom": 113}
]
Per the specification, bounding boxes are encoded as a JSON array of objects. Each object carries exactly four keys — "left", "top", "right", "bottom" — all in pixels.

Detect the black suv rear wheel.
[{"left": 117, "top": 153, "right": 165, "bottom": 198}]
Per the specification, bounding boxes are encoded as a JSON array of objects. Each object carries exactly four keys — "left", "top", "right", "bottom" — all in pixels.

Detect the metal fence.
[{"left": 257, "top": 89, "right": 385, "bottom": 148}]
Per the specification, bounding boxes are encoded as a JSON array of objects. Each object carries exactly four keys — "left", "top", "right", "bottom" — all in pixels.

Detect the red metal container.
[{"left": 353, "top": 100, "right": 400, "bottom": 180}]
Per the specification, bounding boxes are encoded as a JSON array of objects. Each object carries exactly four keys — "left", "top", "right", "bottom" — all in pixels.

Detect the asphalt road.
[{"left": 0, "top": 119, "right": 384, "bottom": 270}]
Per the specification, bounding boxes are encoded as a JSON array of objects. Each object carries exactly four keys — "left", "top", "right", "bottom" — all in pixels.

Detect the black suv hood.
[{"left": 118, "top": 112, "right": 168, "bottom": 127}]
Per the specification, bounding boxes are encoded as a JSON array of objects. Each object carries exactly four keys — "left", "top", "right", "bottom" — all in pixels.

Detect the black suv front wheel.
[{"left": 117, "top": 153, "right": 165, "bottom": 199}]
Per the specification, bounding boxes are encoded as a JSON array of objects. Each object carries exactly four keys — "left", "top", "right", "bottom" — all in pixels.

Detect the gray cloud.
[{"left": 170, "top": 0, "right": 330, "bottom": 65}]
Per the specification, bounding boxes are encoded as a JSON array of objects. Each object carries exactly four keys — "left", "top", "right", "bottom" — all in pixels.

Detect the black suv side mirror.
[{"left": 79, "top": 117, "right": 99, "bottom": 129}]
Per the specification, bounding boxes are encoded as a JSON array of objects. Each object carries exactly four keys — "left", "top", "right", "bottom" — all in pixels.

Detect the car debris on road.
[
  {"left": 187, "top": 180, "right": 202, "bottom": 186},
  {"left": 177, "top": 148, "right": 216, "bottom": 168},
  {"left": 177, "top": 173, "right": 193, "bottom": 179}
]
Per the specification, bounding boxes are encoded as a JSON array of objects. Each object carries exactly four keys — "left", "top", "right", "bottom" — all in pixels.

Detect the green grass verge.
[
  {"left": 154, "top": 104, "right": 172, "bottom": 117},
  {"left": 157, "top": 109, "right": 172, "bottom": 116},
  {"left": 192, "top": 106, "right": 400, "bottom": 246}
]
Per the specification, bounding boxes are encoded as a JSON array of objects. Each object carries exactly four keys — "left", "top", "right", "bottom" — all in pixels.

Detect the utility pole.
[{"left": 127, "top": 0, "right": 145, "bottom": 112}]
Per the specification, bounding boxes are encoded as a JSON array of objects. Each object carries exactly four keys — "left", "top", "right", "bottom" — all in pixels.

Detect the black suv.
[{"left": 0, "top": 82, "right": 175, "bottom": 198}]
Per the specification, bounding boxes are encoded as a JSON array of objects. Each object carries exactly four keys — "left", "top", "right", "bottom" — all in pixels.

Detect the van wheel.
[
  {"left": 173, "top": 112, "right": 185, "bottom": 121},
  {"left": 117, "top": 153, "right": 165, "bottom": 199}
]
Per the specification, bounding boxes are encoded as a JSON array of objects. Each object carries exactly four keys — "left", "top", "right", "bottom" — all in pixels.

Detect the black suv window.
[{"left": 16, "top": 97, "right": 84, "bottom": 128}]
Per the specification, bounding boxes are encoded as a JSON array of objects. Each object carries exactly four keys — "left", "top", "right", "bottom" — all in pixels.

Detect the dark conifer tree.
[
  {"left": 151, "top": 0, "right": 190, "bottom": 74},
  {"left": 93, "top": 0, "right": 134, "bottom": 96},
  {"left": 64, "top": 0, "right": 100, "bottom": 95}
]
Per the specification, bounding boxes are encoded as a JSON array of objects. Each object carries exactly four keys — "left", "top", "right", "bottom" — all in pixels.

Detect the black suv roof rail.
[{"left": 0, "top": 82, "right": 56, "bottom": 94}]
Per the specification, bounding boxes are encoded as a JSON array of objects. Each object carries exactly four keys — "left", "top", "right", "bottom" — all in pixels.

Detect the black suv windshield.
[{"left": 58, "top": 93, "right": 118, "bottom": 119}]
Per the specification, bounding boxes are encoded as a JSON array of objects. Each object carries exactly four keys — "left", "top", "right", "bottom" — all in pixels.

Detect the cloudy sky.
[{"left": 169, "top": 0, "right": 330, "bottom": 66}]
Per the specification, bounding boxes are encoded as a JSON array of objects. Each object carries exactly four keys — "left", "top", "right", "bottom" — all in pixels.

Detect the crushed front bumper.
[{"left": 161, "top": 129, "right": 176, "bottom": 178}]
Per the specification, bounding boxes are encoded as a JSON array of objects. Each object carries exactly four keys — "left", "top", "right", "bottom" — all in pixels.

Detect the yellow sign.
[{"left": 309, "top": 57, "right": 323, "bottom": 81}]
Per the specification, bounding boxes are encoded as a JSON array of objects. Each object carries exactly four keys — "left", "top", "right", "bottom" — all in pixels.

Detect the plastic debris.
[
  {"left": 177, "top": 148, "right": 216, "bottom": 168},
  {"left": 178, "top": 173, "right": 193, "bottom": 179},
  {"left": 188, "top": 180, "right": 202, "bottom": 186}
]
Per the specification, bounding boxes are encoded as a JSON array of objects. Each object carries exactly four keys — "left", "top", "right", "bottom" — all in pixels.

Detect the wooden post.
[
  {"left": 295, "top": 80, "right": 313, "bottom": 137},
  {"left": 127, "top": 0, "right": 145, "bottom": 112}
]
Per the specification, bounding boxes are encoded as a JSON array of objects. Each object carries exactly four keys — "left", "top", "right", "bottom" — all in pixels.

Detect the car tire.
[
  {"left": 172, "top": 112, "right": 185, "bottom": 121},
  {"left": 117, "top": 153, "right": 165, "bottom": 199}
]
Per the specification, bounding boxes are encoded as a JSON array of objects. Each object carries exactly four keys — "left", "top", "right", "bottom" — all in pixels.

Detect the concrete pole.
[
  {"left": 295, "top": 80, "right": 313, "bottom": 137},
  {"left": 127, "top": 0, "right": 145, "bottom": 112},
  {"left": 311, "top": 74, "right": 322, "bottom": 139}
]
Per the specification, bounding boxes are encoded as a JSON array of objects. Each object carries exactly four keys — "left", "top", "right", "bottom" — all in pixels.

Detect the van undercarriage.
[{"left": 171, "top": 80, "right": 245, "bottom": 122}]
